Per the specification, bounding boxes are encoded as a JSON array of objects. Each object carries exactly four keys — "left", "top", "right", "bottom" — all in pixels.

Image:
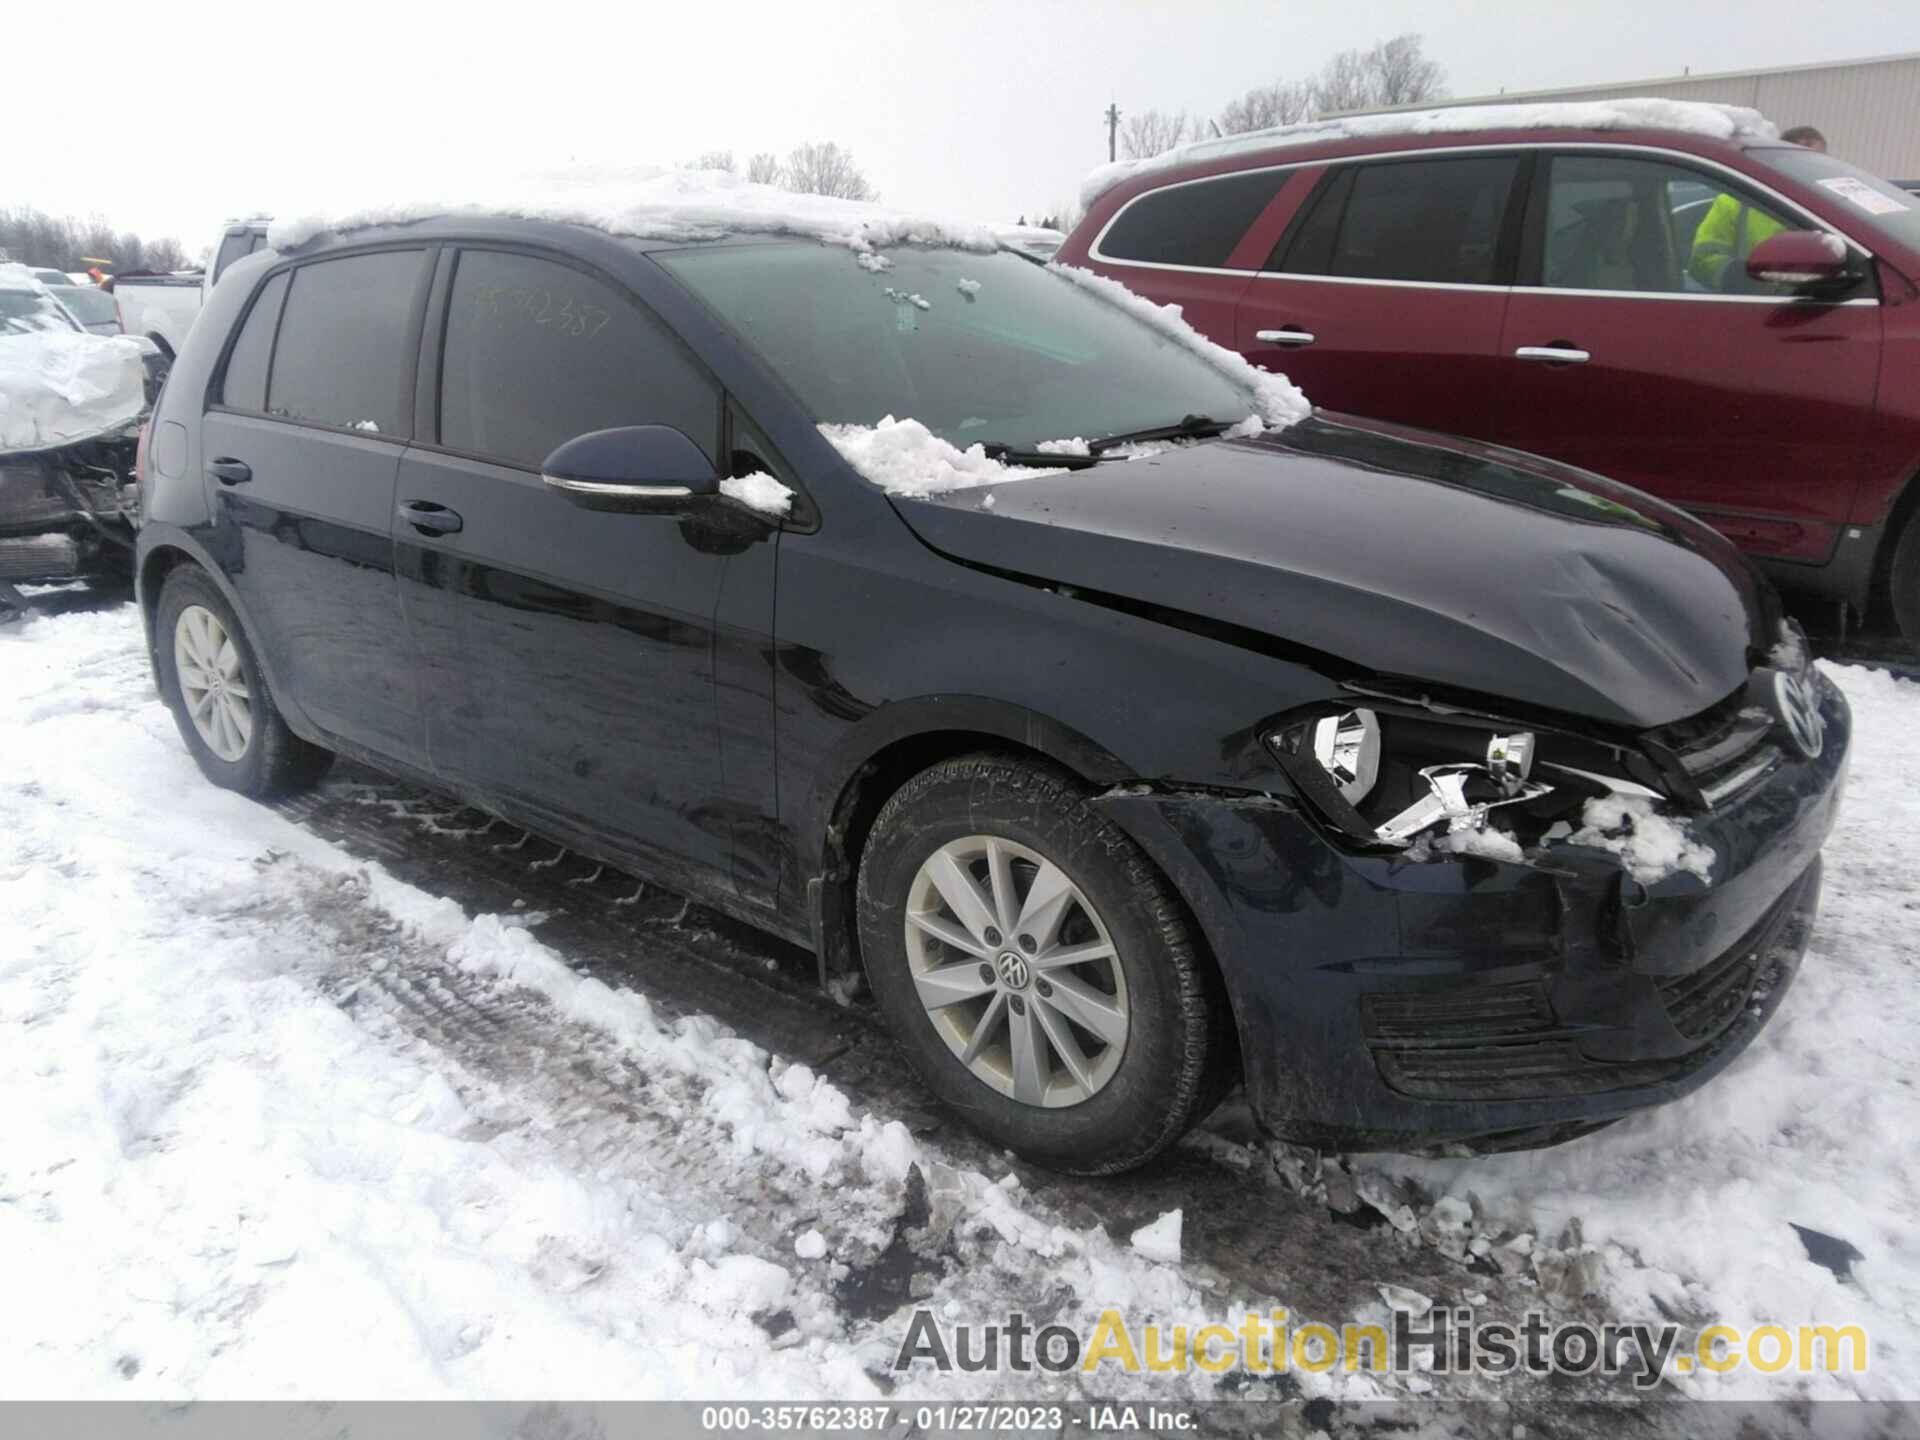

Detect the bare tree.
[
  {"left": 0, "top": 205, "right": 189, "bottom": 274},
  {"left": 1366, "top": 33, "right": 1446, "bottom": 107},
  {"left": 687, "top": 149, "right": 736, "bottom": 173},
  {"left": 1310, "top": 47, "right": 1374, "bottom": 116},
  {"left": 1119, "top": 108, "right": 1193, "bottom": 160},
  {"left": 1218, "top": 78, "right": 1315, "bottom": 135},
  {"left": 1311, "top": 32, "right": 1445, "bottom": 115},
  {"left": 782, "top": 141, "right": 876, "bottom": 200},
  {"left": 746, "top": 152, "right": 783, "bottom": 185}
]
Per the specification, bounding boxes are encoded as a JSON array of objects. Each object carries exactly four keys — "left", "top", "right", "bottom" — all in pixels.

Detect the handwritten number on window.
[{"left": 473, "top": 281, "right": 613, "bottom": 340}]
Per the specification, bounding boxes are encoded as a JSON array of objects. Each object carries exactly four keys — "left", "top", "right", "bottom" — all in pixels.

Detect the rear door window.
[
  {"left": 219, "top": 270, "right": 288, "bottom": 412},
  {"left": 1097, "top": 170, "right": 1287, "bottom": 269},
  {"left": 437, "top": 248, "right": 720, "bottom": 469},
  {"left": 1278, "top": 155, "right": 1520, "bottom": 285},
  {"left": 266, "top": 250, "right": 426, "bottom": 436}
]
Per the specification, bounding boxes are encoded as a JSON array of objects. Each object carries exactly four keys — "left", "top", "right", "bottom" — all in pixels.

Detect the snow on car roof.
[
  {"left": 268, "top": 165, "right": 1014, "bottom": 260},
  {"left": 0, "top": 262, "right": 51, "bottom": 293},
  {"left": 1081, "top": 97, "right": 1778, "bottom": 207}
]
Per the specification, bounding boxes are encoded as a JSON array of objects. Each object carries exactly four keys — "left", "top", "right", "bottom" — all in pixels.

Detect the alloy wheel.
[
  {"left": 903, "top": 835, "right": 1130, "bottom": 1107},
  {"left": 173, "top": 604, "right": 253, "bottom": 762}
]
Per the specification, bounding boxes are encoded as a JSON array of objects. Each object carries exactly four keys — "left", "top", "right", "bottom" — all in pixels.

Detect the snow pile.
[
  {"left": 1049, "top": 264, "right": 1310, "bottom": 430},
  {"left": 1568, "top": 793, "right": 1716, "bottom": 885},
  {"left": 1083, "top": 98, "right": 1777, "bottom": 206},
  {"left": 1129, "top": 1210, "right": 1182, "bottom": 1264},
  {"left": 719, "top": 472, "right": 794, "bottom": 518},
  {"left": 819, "top": 416, "right": 1071, "bottom": 498},
  {"left": 955, "top": 277, "right": 983, "bottom": 297},
  {"left": 0, "top": 329, "right": 148, "bottom": 452},
  {"left": 269, "top": 166, "right": 1005, "bottom": 265}
]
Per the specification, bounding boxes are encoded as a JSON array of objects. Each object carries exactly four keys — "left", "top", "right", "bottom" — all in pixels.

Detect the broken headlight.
[{"left": 1265, "top": 707, "right": 1621, "bottom": 851}]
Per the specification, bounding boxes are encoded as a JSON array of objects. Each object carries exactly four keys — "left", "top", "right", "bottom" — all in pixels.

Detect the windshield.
[
  {"left": 1751, "top": 146, "right": 1920, "bottom": 251},
  {"left": 656, "top": 243, "right": 1252, "bottom": 451},
  {"left": 0, "top": 286, "right": 81, "bottom": 336},
  {"left": 51, "top": 286, "right": 117, "bottom": 325}
]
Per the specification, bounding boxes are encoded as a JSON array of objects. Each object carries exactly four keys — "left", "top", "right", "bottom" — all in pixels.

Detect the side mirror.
[
  {"left": 541, "top": 425, "right": 719, "bottom": 515},
  {"left": 1745, "top": 230, "right": 1853, "bottom": 288}
]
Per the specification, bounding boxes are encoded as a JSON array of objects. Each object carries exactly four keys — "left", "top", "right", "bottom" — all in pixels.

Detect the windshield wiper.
[
  {"left": 979, "top": 442, "right": 1103, "bottom": 470},
  {"left": 1088, "top": 413, "right": 1232, "bottom": 454}
]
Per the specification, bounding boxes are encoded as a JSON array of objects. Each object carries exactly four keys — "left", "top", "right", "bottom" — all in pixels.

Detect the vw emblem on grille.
[
  {"left": 1773, "top": 669, "right": 1825, "bottom": 760},
  {"left": 995, "top": 951, "right": 1032, "bottom": 989}
]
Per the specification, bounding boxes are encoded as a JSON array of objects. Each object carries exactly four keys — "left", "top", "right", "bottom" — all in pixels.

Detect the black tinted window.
[
  {"left": 220, "top": 270, "right": 288, "bottom": 412},
  {"left": 267, "top": 251, "right": 424, "bottom": 435},
  {"left": 1321, "top": 156, "right": 1518, "bottom": 284},
  {"left": 439, "top": 249, "right": 719, "bottom": 469},
  {"left": 1272, "top": 167, "right": 1354, "bottom": 272},
  {"left": 1098, "top": 170, "right": 1284, "bottom": 268}
]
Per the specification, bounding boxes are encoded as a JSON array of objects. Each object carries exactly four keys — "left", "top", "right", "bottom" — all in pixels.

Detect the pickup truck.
[{"left": 107, "top": 219, "right": 270, "bottom": 367}]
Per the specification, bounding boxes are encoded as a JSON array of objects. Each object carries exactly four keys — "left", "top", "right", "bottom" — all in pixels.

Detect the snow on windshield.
[{"left": 1082, "top": 98, "right": 1776, "bottom": 207}]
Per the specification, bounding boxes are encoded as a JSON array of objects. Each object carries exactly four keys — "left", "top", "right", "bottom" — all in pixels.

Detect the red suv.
[{"left": 1058, "top": 110, "right": 1920, "bottom": 641}]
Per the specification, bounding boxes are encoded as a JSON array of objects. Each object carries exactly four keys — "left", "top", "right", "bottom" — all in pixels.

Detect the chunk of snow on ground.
[
  {"left": 1082, "top": 99, "right": 1776, "bottom": 206},
  {"left": 719, "top": 472, "right": 794, "bottom": 518},
  {"left": 1130, "top": 1210, "right": 1182, "bottom": 1263},
  {"left": 269, "top": 167, "right": 1005, "bottom": 262},
  {"left": 1048, "top": 264, "right": 1309, "bottom": 429},
  {"left": 0, "top": 325, "right": 148, "bottom": 451},
  {"left": 793, "top": 1230, "right": 827, "bottom": 1260},
  {"left": 1568, "top": 793, "right": 1715, "bottom": 884},
  {"left": 820, "top": 415, "right": 1068, "bottom": 497}
]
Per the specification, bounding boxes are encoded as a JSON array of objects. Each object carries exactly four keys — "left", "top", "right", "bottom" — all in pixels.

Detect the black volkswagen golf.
[{"left": 135, "top": 198, "right": 1848, "bottom": 1174}]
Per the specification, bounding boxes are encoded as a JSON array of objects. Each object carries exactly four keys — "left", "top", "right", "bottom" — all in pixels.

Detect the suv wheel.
[
  {"left": 1889, "top": 509, "right": 1920, "bottom": 651},
  {"left": 156, "top": 566, "right": 333, "bottom": 797},
  {"left": 857, "top": 754, "right": 1231, "bottom": 1174}
]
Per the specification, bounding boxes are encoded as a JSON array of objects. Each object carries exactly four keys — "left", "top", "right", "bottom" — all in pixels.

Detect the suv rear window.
[
  {"left": 1097, "top": 170, "right": 1286, "bottom": 269},
  {"left": 266, "top": 250, "right": 425, "bottom": 436},
  {"left": 1275, "top": 155, "right": 1519, "bottom": 285}
]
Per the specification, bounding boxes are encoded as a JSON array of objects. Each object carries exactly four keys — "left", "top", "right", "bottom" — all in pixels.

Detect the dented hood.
[{"left": 889, "top": 412, "right": 1766, "bottom": 730}]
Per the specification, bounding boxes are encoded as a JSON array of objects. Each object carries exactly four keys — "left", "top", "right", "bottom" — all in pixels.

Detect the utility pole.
[{"left": 1105, "top": 102, "right": 1121, "bottom": 162}]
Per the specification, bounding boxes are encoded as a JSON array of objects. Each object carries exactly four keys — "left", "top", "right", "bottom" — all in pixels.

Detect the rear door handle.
[
  {"left": 1515, "top": 344, "right": 1591, "bottom": 365},
  {"left": 1255, "top": 328, "right": 1317, "bottom": 346},
  {"left": 207, "top": 457, "right": 252, "bottom": 485},
  {"left": 397, "top": 500, "right": 463, "bottom": 535}
]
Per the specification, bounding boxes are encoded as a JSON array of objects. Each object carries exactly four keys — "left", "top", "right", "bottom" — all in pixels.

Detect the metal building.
[{"left": 1363, "top": 51, "right": 1920, "bottom": 181}]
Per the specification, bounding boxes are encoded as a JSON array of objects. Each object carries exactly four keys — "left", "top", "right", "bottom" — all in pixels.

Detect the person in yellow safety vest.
[{"left": 1688, "top": 126, "right": 1827, "bottom": 288}]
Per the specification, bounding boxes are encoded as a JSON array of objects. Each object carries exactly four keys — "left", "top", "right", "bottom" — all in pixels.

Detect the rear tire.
[
  {"left": 156, "top": 566, "right": 333, "bottom": 798},
  {"left": 857, "top": 753, "right": 1231, "bottom": 1174},
  {"left": 1889, "top": 510, "right": 1920, "bottom": 651}
]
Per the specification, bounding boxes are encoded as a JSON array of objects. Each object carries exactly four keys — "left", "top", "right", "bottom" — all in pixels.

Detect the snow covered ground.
[{"left": 4, "top": 595, "right": 1919, "bottom": 1411}]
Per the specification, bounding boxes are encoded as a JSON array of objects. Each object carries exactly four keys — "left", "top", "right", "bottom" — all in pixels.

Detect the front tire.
[
  {"left": 1888, "top": 509, "right": 1920, "bottom": 651},
  {"left": 156, "top": 566, "right": 332, "bottom": 797},
  {"left": 857, "top": 754, "right": 1231, "bottom": 1174}
]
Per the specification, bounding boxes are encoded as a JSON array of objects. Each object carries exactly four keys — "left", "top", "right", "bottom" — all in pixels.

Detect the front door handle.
[
  {"left": 1515, "top": 344, "right": 1591, "bottom": 365},
  {"left": 207, "top": 457, "right": 252, "bottom": 485},
  {"left": 1255, "top": 328, "right": 1317, "bottom": 347},
  {"left": 397, "top": 500, "right": 463, "bottom": 535}
]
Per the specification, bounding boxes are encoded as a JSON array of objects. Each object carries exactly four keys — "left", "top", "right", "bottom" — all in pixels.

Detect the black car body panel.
[
  {"left": 136, "top": 218, "right": 1848, "bottom": 1149},
  {"left": 892, "top": 413, "right": 1765, "bottom": 730}
]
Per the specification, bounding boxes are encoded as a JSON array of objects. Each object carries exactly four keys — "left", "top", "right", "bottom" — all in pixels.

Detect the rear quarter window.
[
  {"left": 218, "top": 271, "right": 289, "bottom": 413},
  {"left": 266, "top": 250, "right": 426, "bottom": 436},
  {"left": 1096, "top": 170, "right": 1285, "bottom": 269}
]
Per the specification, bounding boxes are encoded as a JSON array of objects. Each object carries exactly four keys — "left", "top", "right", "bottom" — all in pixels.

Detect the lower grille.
[
  {"left": 0, "top": 534, "right": 81, "bottom": 581},
  {"left": 1365, "top": 868, "right": 1813, "bottom": 1102}
]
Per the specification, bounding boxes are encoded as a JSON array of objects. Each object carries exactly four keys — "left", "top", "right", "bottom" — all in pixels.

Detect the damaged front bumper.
[
  {"left": 0, "top": 439, "right": 139, "bottom": 587},
  {"left": 1096, "top": 673, "right": 1849, "bottom": 1151}
]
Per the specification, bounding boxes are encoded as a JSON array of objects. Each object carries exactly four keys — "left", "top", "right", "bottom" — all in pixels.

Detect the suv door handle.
[
  {"left": 1255, "top": 328, "right": 1317, "bottom": 346},
  {"left": 397, "top": 500, "right": 463, "bottom": 535},
  {"left": 207, "top": 457, "right": 252, "bottom": 485},
  {"left": 1515, "top": 344, "right": 1591, "bottom": 365}
]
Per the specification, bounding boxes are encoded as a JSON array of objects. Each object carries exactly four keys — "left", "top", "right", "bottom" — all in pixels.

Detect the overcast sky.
[{"left": 14, "top": 0, "right": 1919, "bottom": 253}]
